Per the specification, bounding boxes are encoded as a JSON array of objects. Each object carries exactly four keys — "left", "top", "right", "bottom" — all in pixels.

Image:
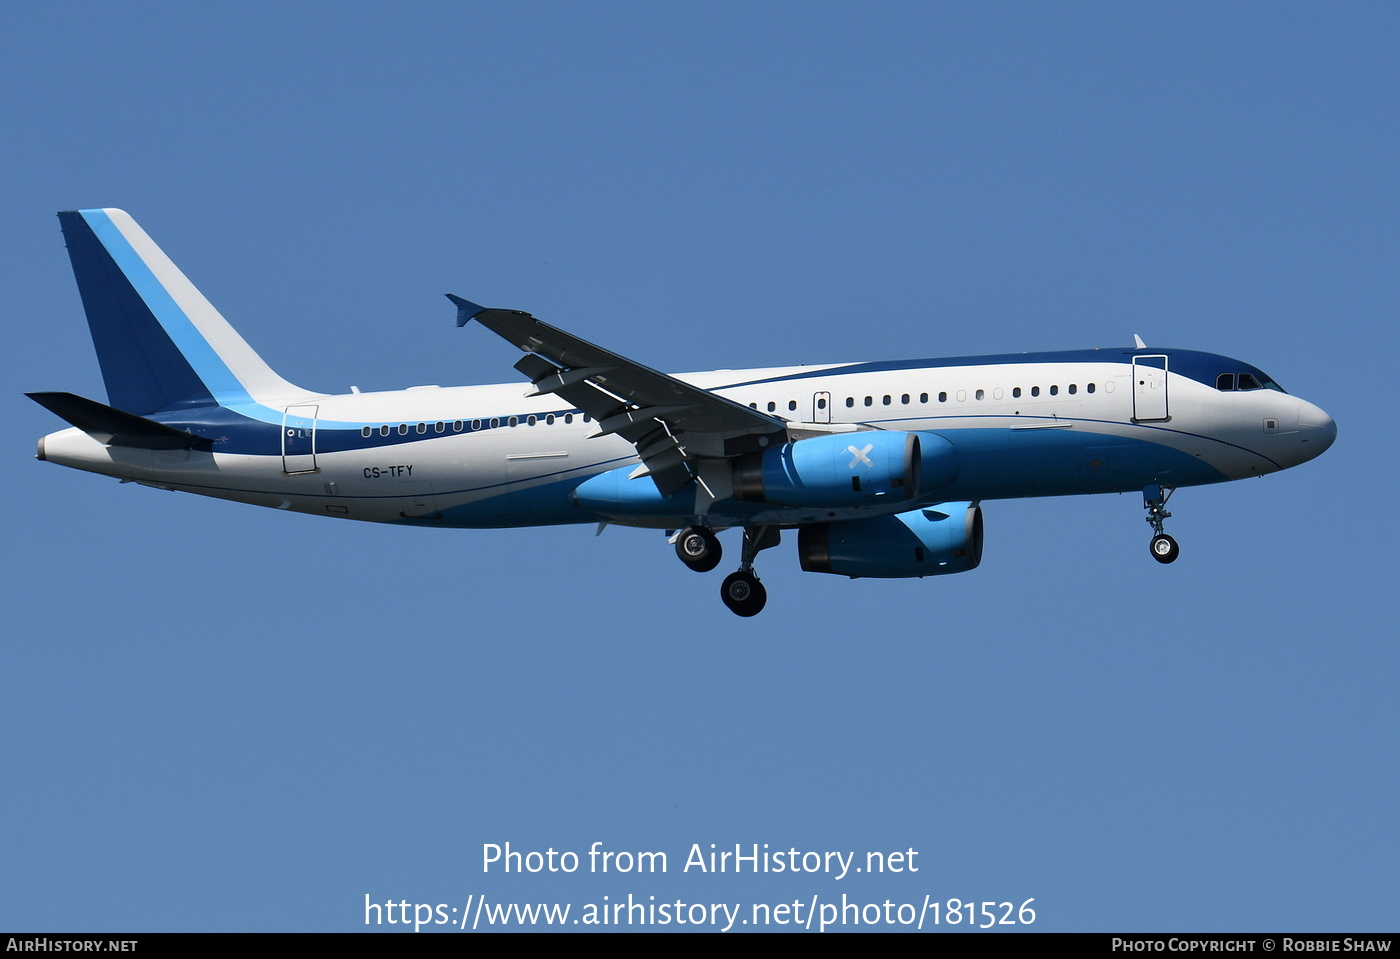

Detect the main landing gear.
[
  {"left": 721, "top": 526, "right": 780, "bottom": 617},
  {"left": 721, "top": 570, "right": 766, "bottom": 617},
  {"left": 675, "top": 526, "right": 722, "bottom": 572},
  {"left": 1143, "top": 484, "right": 1179, "bottom": 564},
  {"left": 674, "top": 525, "right": 779, "bottom": 616}
]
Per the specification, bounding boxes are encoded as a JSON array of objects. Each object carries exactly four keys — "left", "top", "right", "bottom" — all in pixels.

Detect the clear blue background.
[{"left": 3, "top": 2, "right": 1392, "bottom": 932}]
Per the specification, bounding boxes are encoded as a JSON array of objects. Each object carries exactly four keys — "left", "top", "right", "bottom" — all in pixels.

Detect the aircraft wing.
[{"left": 448, "top": 295, "right": 789, "bottom": 495}]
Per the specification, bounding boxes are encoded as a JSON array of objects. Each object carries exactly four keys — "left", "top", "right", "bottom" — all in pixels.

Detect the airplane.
[{"left": 30, "top": 209, "right": 1337, "bottom": 616}]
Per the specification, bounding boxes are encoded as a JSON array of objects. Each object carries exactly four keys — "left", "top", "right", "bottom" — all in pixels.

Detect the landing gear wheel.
[
  {"left": 720, "top": 571, "right": 767, "bottom": 617},
  {"left": 675, "top": 527, "right": 722, "bottom": 572},
  {"left": 1150, "top": 533, "right": 1180, "bottom": 564}
]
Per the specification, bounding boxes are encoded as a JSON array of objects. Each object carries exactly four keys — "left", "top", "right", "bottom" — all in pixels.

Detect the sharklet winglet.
[{"left": 446, "top": 294, "right": 491, "bottom": 327}]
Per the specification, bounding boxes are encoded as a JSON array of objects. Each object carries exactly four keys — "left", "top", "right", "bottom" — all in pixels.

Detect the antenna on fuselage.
[{"left": 1133, "top": 334, "right": 1147, "bottom": 349}]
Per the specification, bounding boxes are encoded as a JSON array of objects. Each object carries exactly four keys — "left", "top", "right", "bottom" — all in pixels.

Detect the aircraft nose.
[{"left": 1296, "top": 400, "right": 1337, "bottom": 459}]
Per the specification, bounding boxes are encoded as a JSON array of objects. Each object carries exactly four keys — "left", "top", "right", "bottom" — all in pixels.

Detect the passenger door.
[
  {"left": 1132, "top": 356, "right": 1169, "bottom": 421},
  {"left": 282, "top": 405, "right": 318, "bottom": 473}
]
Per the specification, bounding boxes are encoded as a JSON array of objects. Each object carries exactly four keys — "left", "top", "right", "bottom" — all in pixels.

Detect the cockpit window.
[{"left": 1215, "top": 370, "right": 1287, "bottom": 393}]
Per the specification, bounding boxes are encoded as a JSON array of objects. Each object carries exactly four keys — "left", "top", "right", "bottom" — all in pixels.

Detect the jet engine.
[
  {"left": 733, "top": 431, "right": 958, "bottom": 508},
  {"left": 798, "top": 502, "right": 983, "bottom": 578}
]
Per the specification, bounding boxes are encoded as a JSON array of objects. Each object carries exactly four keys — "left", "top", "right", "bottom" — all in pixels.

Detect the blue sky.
[{"left": 3, "top": 2, "right": 1394, "bottom": 932}]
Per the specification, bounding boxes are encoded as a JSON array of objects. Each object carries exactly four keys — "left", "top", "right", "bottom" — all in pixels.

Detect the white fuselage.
[{"left": 39, "top": 352, "right": 1336, "bottom": 531}]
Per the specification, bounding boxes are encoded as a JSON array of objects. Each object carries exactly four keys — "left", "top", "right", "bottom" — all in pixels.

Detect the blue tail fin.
[{"left": 58, "top": 209, "right": 300, "bottom": 415}]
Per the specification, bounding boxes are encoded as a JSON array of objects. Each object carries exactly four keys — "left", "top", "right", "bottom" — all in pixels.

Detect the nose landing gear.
[
  {"left": 1150, "top": 532, "right": 1179, "bottom": 563},
  {"left": 1143, "top": 484, "right": 1179, "bottom": 564}
]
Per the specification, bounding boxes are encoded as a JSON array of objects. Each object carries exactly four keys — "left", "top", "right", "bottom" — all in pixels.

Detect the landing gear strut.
[
  {"left": 675, "top": 526, "right": 722, "bottom": 572},
  {"left": 1143, "top": 484, "right": 1179, "bottom": 564},
  {"left": 720, "top": 526, "right": 781, "bottom": 617}
]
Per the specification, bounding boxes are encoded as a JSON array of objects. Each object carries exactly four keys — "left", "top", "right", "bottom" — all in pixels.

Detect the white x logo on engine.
[{"left": 847, "top": 444, "right": 874, "bottom": 469}]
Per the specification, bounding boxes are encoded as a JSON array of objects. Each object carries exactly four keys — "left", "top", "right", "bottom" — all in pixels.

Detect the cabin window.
[
  {"left": 788, "top": 400, "right": 797, "bottom": 411},
  {"left": 1087, "top": 383, "right": 1095, "bottom": 394},
  {"left": 416, "top": 422, "right": 427, "bottom": 434},
  {"left": 939, "top": 392, "right": 947, "bottom": 403},
  {"left": 920, "top": 392, "right": 928, "bottom": 403},
  {"left": 1068, "top": 384, "right": 1077, "bottom": 395},
  {"left": 435, "top": 421, "right": 445, "bottom": 433},
  {"left": 361, "top": 426, "right": 372, "bottom": 438},
  {"left": 453, "top": 420, "right": 464, "bottom": 431},
  {"left": 471, "top": 419, "right": 481, "bottom": 431},
  {"left": 489, "top": 418, "right": 499, "bottom": 429},
  {"left": 564, "top": 413, "right": 574, "bottom": 424},
  {"left": 1031, "top": 386, "right": 1040, "bottom": 397},
  {"left": 1013, "top": 387, "right": 1022, "bottom": 398},
  {"left": 901, "top": 393, "right": 910, "bottom": 405},
  {"left": 545, "top": 414, "right": 555, "bottom": 425},
  {"left": 864, "top": 396, "right": 873, "bottom": 407},
  {"left": 975, "top": 389, "right": 985, "bottom": 400},
  {"left": 767, "top": 401, "right": 776, "bottom": 412},
  {"left": 508, "top": 416, "right": 518, "bottom": 427},
  {"left": 380, "top": 425, "right": 390, "bottom": 436},
  {"left": 527, "top": 415, "right": 537, "bottom": 426},
  {"left": 883, "top": 395, "right": 891, "bottom": 405},
  {"left": 397, "top": 423, "right": 408, "bottom": 435},
  {"left": 846, "top": 397, "right": 855, "bottom": 408}
]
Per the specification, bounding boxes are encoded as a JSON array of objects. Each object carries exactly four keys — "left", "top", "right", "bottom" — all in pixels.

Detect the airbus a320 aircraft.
[{"left": 31, "top": 209, "right": 1336, "bottom": 616}]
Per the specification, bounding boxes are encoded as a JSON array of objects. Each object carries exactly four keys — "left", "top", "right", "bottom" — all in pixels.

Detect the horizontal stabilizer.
[{"left": 27, "top": 392, "right": 213, "bottom": 450}]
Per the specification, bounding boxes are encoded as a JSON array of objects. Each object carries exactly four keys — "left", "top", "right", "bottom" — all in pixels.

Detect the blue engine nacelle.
[
  {"left": 733, "top": 431, "right": 958, "bottom": 508},
  {"left": 797, "top": 502, "right": 984, "bottom": 578}
]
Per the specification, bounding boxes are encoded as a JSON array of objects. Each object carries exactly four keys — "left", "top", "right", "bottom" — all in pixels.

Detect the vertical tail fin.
[{"left": 57, "top": 209, "right": 301, "bottom": 415}]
